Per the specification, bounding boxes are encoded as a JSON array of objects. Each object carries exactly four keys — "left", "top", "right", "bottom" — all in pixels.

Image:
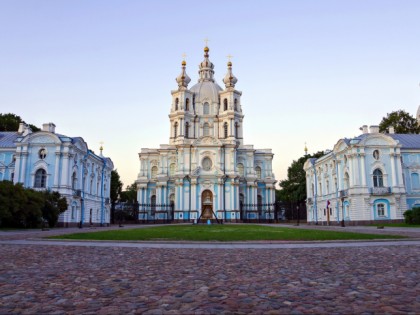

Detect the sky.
[{"left": 1, "top": 0, "right": 419, "bottom": 187}]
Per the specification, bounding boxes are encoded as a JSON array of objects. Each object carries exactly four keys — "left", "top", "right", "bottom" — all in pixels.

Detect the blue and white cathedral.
[{"left": 136, "top": 46, "right": 276, "bottom": 222}]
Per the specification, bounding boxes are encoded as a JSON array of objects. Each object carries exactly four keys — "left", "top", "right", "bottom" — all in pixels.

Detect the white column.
[
  {"left": 396, "top": 153, "right": 404, "bottom": 187},
  {"left": 14, "top": 152, "right": 22, "bottom": 184},
  {"left": 61, "top": 153, "right": 70, "bottom": 187},
  {"left": 360, "top": 154, "right": 366, "bottom": 186},
  {"left": 20, "top": 152, "right": 28, "bottom": 185},
  {"left": 390, "top": 153, "right": 396, "bottom": 187},
  {"left": 191, "top": 180, "right": 197, "bottom": 211},
  {"left": 53, "top": 152, "right": 60, "bottom": 187}
]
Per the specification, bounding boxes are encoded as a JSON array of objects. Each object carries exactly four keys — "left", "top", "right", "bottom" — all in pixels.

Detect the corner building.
[{"left": 136, "top": 47, "right": 276, "bottom": 222}]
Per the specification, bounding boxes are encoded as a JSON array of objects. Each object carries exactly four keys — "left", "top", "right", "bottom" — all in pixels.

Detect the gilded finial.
[
  {"left": 227, "top": 54, "right": 233, "bottom": 66},
  {"left": 304, "top": 142, "right": 308, "bottom": 155},
  {"left": 182, "top": 53, "right": 187, "bottom": 66},
  {"left": 100, "top": 141, "right": 104, "bottom": 154},
  {"left": 204, "top": 38, "right": 210, "bottom": 52}
]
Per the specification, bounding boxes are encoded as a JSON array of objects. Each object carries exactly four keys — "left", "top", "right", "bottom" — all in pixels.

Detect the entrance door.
[{"left": 201, "top": 190, "right": 213, "bottom": 219}]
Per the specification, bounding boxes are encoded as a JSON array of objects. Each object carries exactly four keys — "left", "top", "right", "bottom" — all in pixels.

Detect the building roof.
[
  {"left": 0, "top": 132, "right": 19, "bottom": 148},
  {"left": 389, "top": 134, "right": 420, "bottom": 149}
]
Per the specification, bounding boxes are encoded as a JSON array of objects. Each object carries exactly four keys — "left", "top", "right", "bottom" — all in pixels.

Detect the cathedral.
[{"left": 136, "top": 46, "right": 276, "bottom": 222}]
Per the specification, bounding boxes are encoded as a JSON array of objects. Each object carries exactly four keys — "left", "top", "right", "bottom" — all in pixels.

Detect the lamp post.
[
  {"left": 340, "top": 197, "right": 345, "bottom": 227},
  {"left": 296, "top": 204, "right": 300, "bottom": 226}
]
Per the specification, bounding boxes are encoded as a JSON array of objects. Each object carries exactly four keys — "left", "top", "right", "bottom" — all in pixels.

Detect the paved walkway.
[{"left": 1, "top": 224, "right": 420, "bottom": 314}]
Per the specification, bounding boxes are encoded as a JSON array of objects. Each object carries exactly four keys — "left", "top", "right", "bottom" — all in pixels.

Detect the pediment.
[
  {"left": 25, "top": 133, "right": 61, "bottom": 145},
  {"left": 193, "top": 136, "right": 222, "bottom": 146},
  {"left": 360, "top": 134, "right": 398, "bottom": 147}
]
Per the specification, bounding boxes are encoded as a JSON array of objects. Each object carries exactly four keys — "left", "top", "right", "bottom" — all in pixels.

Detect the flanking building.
[
  {"left": 136, "top": 46, "right": 277, "bottom": 222},
  {"left": 0, "top": 122, "right": 114, "bottom": 227},
  {"left": 304, "top": 124, "right": 420, "bottom": 225}
]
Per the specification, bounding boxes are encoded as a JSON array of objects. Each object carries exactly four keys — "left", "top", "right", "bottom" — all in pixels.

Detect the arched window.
[
  {"left": 223, "top": 99, "right": 228, "bottom": 111},
  {"left": 203, "top": 102, "right": 210, "bottom": 115},
  {"left": 174, "top": 122, "right": 178, "bottom": 138},
  {"left": 255, "top": 166, "right": 262, "bottom": 179},
  {"left": 185, "top": 98, "right": 189, "bottom": 111},
  {"left": 234, "top": 99, "right": 238, "bottom": 111},
  {"left": 344, "top": 172, "right": 349, "bottom": 189},
  {"left": 34, "top": 169, "right": 47, "bottom": 188},
  {"left": 169, "top": 163, "right": 176, "bottom": 176},
  {"left": 412, "top": 173, "right": 420, "bottom": 189},
  {"left": 223, "top": 122, "right": 228, "bottom": 138},
  {"left": 185, "top": 122, "right": 190, "bottom": 139},
  {"left": 151, "top": 166, "right": 158, "bottom": 179},
  {"left": 237, "top": 163, "right": 244, "bottom": 177},
  {"left": 373, "top": 169, "right": 383, "bottom": 187},
  {"left": 203, "top": 123, "right": 210, "bottom": 136},
  {"left": 175, "top": 98, "right": 179, "bottom": 110},
  {"left": 235, "top": 122, "right": 239, "bottom": 138},
  {"left": 90, "top": 178, "right": 93, "bottom": 194}
]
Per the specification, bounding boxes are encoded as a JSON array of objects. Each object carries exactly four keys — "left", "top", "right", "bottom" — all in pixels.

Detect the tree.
[
  {"left": 278, "top": 151, "right": 324, "bottom": 203},
  {"left": 42, "top": 191, "right": 68, "bottom": 227},
  {"left": 110, "top": 170, "right": 123, "bottom": 223},
  {"left": 379, "top": 110, "right": 420, "bottom": 134},
  {"left": 0, "top": 113, "right": 40, "bottom": 132},
  {"left": 120, "top": 182, "right": 137, "bottom": 203}
]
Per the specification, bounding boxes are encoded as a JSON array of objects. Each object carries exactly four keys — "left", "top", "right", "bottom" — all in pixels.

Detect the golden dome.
[
  {"left": 182, "top": 60, "right": 186, "bottom": 66},
  {"left": 204, "top": 46, "right": 209, "bottom": 52},
  {"left": 227, "top": 61, "right": 232, "bottom": 67}
]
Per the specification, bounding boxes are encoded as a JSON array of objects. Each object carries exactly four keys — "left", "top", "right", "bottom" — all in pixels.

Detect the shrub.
[{"left": 404, "top": 207, "right": 420, "bottom": 224}]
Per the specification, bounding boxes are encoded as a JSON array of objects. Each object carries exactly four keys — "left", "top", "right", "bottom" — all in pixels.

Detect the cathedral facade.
[{"left": 136, "top": 47, "right": 276, "bottom": 222}]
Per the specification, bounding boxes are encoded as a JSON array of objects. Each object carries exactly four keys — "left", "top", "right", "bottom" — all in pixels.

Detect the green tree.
[
  {"left": 110, "top": 170, "right": 123, "bottom": 223},
  {"left": 0, "top": 113, "right": 40, "bottom": 132},
  {"left": 278, "top": 151, "right": 324, "bottom": 203},
  {"left": 42, "top": 190, "right": 68, "bottom": 227},
  {"left": 120, "top": 182, "right": 137, "bottom": 203},
  {"left": 379, "top": 110, "right": 420, "bottom": 134}
]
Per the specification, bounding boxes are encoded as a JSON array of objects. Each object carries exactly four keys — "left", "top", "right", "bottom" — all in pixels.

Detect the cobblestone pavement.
[
  {"left": 1, "top": 225, "right": 419, "bottom": 314},
  {"left": 1, "top": 244, "right": 419, "bottom": 313}
]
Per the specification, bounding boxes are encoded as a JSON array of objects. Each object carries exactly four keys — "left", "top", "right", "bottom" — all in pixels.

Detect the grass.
[
  {"left": 371, "top": 223, "right": 420, "bottom": 228},
  {"left": 51, "top": 224, "right": 405, "bottom": 242}
]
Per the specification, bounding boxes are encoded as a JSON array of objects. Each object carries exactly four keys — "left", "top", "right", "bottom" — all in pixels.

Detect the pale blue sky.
[{"left": 1, "top": 0, "right": 419, "bottom": 187}]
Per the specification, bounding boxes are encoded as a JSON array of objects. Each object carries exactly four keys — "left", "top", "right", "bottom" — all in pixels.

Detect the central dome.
[{"left": 190, "top": 81, "right": 222, "bottom": 103}]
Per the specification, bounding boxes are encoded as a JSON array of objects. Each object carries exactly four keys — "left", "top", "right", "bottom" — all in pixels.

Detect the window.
[
  {"left": 39, "top": 148, "right": 47, "bottom": 160},
  {"left": 203, "top": 102, "right": 210, "bottom": 115},
  {"left": 234, "top": 99, "right": 238, "bottom": 111},
  {"left": 185, "top": 98, "right": 189, "bottom": 111},
  {"left": 151, "top": 166, "right": 158, "bottom": 179},
  {"left": 224, "top": 99, "right": 228, "bottom": 111},
  {"left": 235, "top": 122, "right": 239, "bottom": 138},
  {"left": 377, "top": 203, "right": 385, "bottom": 216},
  {"left": 169, "top": 163, "right": 176, "bottom": 176},
  {"left": 34, "top": 169, "right": 47, "bottom": 188},
  {"left": 412, "top": 173, "right": 420, "bottom": 189},
  {"left": 326, "top": 180, "right": 329, "bottom": 195},
  {"left": 151, "top": 195, "right": 156, "bottom": 213},
  {"left": 237, "top": 163, "right": 244, "bottom": 177},
  {"left": 174, "top": 122, "right": 178, "bottom": 138},
  {"left": 203, "top": 123, "right": 210, "bottom": 136},
  {"left": 202, "top": 157, "right": 212, "bottom": 171},
  {"left": 256, "top": 166, "right": 262, "bottom": 179},
  {"left": 373, "top": 150, "right": 380, "bottom": 160},
  {"left": 185, "top": 122, "right": 190, "bottom": 139},
  {"left": 71, "top": 205, "right": 76, "bottom": 219},
  {"left": 90, "top": 178, "right": 93, "bottom": 194},
  {"left": 175, "top": 98, "right": 179, "bottom": 110},
  {"left": 223, "top": 122, "right": 228, "bottom": 138},
  {"left": 373, "top": 169, "right": 383, "bottom": 187}
]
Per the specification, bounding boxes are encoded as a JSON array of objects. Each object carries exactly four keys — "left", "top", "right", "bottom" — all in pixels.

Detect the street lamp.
[
  {"left": 296, "top": 204, "right": 300, "bottom": 226},
  {"left": 340, "top": 197, "right": 345, "bottom": 227}
]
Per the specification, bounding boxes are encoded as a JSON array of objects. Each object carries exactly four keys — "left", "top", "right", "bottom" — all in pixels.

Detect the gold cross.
[
  {"left": 99, "top": 141, "right": 104, "bottom": 151},
  {"left": 182, "top": 53, "right": 187, "bottom": 61},
  {"left": 227, "top": 54, "right": 233, "bottom": 61},
  {"left": 204, "top": 37, "right": 209, "bottom": 46}
]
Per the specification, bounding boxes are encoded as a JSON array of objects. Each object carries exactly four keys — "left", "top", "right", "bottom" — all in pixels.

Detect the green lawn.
[
  {"left": 51, "top": 224, "right": 404, "bottom": 241},
  {"left": 371, "top": 223, "right": 420, "bottom": 228}
]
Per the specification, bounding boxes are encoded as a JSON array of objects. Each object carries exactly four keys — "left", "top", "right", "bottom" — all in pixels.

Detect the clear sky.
[{"left": 1, "top": 0, "right": 419, "bottom": 187}]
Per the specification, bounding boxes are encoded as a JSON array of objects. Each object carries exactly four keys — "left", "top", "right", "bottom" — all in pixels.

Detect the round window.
[
  {"left": 373, "top": 150, "right": 380, "bottom": 160},
  {"left": 202, "top": 157, "right": 212, "bottom": 171}
]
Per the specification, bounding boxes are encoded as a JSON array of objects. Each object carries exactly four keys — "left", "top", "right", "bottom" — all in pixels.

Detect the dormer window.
[{"left": 373, "top": 150, "right": 380, "bottom": 160}]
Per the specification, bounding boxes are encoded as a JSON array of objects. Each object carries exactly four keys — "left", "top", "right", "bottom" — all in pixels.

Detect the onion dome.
[
  {"left": 175, "top": 60, "right": 191, "bottom": 89},
  {"left": 198, "top": 46, "right": 215, "bottom": 82},
  {"left": 222, "top": 61, "right": 238, "bottom": 88}
]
